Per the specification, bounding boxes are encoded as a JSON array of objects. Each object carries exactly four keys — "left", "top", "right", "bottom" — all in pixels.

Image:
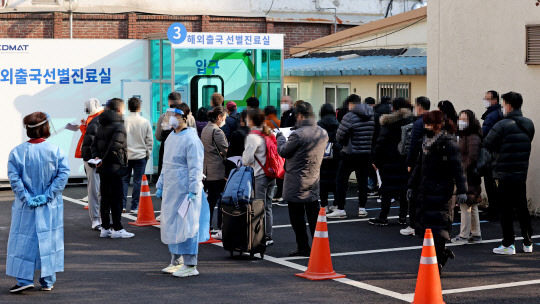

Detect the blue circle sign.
[{"left": 167, "top": 23, "right": 187, "bottom": 44}]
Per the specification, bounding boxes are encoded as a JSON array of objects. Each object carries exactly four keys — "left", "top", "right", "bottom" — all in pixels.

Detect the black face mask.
[{"left": 425, "top": 129, "right": 435, "bottom": 138}]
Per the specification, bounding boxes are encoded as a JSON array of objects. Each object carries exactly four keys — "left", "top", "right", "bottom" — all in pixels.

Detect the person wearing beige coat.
[{"left": 200, "top": 106, "right": 228, "bottom": 232}]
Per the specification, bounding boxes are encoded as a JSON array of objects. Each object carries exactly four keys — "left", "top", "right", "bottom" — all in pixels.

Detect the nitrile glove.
[
  {"left": 35, "top": 195, "right": 48, "bottom": 206},
  {"left": 456, "top": 194, "right": 468, "bottom": 205},
  {"left": 27, "top": 196, "right": 40, "bottom": 208},
  {"left": 188, "top": 192, "right": 197, "bottom": 202},
  {"left": 156, "top": 189, "right": 163, "bottom": 198}
]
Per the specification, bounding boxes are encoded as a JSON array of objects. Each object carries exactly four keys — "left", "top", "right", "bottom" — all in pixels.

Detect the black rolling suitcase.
[{"left": 222, "top": 199, "right": 266, "bottom": 259}]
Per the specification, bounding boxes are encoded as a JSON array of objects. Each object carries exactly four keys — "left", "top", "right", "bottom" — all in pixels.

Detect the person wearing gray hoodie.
[{"left": 329, "top": 95, "right": 375, "bottom": 219}]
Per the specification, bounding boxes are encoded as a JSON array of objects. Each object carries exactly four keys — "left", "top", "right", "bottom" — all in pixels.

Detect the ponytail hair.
[
  {"left": 247, "top": 108, "right": 272, "bottom": 136},
  {"left": 208, "top": 106, "right": 226, "bottom": 123}
]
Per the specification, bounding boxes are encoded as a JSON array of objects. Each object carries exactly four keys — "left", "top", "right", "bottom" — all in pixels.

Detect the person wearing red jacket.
[{"left": 78, "top": 98, "right": 104, "bottom": 230}]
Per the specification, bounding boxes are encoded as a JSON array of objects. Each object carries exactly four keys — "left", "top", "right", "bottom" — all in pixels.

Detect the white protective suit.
[
  {"left": 157, "top": 128, "right": 210, "bottom": 247},
  {"left": 6, "top": 141, "right": 70, "bottom": 280}
]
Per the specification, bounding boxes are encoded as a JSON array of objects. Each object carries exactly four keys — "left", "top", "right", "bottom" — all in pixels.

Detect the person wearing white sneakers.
[
  {"left": 484, "top": 92, "right": 535, "bottom": 255},
  {"left": 92, "top": 98, "right": 135, "bottom": 239},
  {"left": 156, "top": 104, "right": 210, "bottom": 277},
  {"left": 332, "top": 95, "right": 375, "bottom": 219}
]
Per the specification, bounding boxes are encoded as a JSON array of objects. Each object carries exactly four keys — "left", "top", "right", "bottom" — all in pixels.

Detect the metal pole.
[{"left": 69, "top": 0, "right": 73, "bottom": 39}]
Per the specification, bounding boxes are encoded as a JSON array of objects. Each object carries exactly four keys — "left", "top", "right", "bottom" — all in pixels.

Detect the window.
[
  {"left": 526, "top": 25, "right": 540, "bottom": 65},
  {"left": 324, "top": 84, "right": 350, "bottom": 109},
  {"left": 284, "top": 83, "right": 298, "bottom": 102},
  {"left": 377, "top": 83, "right": 411, "bottom": 101},
  {"left": 254, "top": 49, "right": 282, "bottom": 108}
]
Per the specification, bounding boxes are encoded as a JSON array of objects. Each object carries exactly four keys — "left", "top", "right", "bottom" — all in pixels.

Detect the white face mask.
[
  {"left": 502, "top": 106, "right": 507, "bottom": 116},
  {"left": 282, "top": 103, "right": 290, "bottom": 112},
  {"left": 169, "top": 116, "right": 180, "bottom": 129},
  {"left": 458, "top": 120, "right": 468, "bottom": 131},
  {"left": 483, "top": 99, "right": 491, "bottom": 109}
]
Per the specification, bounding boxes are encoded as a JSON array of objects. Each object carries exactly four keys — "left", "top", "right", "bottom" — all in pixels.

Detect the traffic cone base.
[
  {"left": 411, "top": 229, "right": 445, "bottom": 304},
  {"left": 199, "top": 231, "right": 221, "bottom": 244},
  {"left": 129, "top": 175, "right": 160, "bottom": 227},
  {"left": 295, "top": 271, "right": 345, "bottom": 281},
  {"left": 295, "top": 208, "right": 345, "bottom": 281}
]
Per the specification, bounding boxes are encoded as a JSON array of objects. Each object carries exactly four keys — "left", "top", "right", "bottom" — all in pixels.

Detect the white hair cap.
[{"left": 84, "top": 98, "right": 103, "bottom": 116}]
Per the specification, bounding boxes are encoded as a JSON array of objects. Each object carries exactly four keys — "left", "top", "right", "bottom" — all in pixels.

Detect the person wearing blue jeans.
[
  {"left": 123, "top": 96, "right": 153, "bottom": 213},
  {"left": 122, "top": 158, "right": 148, "bottom": 212}
]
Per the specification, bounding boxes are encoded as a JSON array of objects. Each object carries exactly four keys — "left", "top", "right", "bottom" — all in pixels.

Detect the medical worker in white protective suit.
[
  {"left": 156, "top": 104, "right": 210, "bottom": 277},
  {"left": 6, "top": 112, "right": 70, "bottom": 294}
]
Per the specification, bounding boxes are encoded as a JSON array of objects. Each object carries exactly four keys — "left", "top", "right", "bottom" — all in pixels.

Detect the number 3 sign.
[{"left": 167, "top": 23, "right": 187, "bottom": 44}]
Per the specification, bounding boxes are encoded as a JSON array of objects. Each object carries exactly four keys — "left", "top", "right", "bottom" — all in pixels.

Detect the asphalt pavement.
[{"left": 1, "top": 183, "right": 540, "bottom": 304}]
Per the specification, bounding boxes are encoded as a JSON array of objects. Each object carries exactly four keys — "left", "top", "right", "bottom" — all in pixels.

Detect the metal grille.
[
  {"left": 526, "top": 25, "right": 540, "bottom": 65},
  {"left": 377, "top": 83, "right": 411, "bottom": 101}
]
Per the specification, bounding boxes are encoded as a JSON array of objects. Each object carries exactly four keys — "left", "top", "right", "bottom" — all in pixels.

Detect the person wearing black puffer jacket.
[
  {"left": 91, "top": 98, "right": 134, "bottom": 239},
  {"left": 317, "top": 103, "right": 341, "bottom": 212},
  {"left": 331, "top": 95, "right": 375, "bottom": 219},
  {"left": 408, "top": 110, "right": 467, "bottom": 275},
  {"left": 485, "top": 92, "right": 535, "bottom": 255},
  {"left": 369, "top": 98, "right": 415, "bottom": 226}
]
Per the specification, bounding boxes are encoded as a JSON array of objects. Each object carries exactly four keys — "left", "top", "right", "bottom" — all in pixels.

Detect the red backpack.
[{"left": 249, "top": 130, "right": 285, "bottom": 179}]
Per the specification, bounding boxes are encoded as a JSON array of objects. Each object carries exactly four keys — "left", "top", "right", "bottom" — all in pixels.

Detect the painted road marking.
[
  {"left": 283, "top": 235, "right": 540, "bottom": 260},
  {"left": 62, "top": 195, "right": 540, "bottom": 302},
  {"left": 273, "top": 216, "right": 400, "bottom": 229}
]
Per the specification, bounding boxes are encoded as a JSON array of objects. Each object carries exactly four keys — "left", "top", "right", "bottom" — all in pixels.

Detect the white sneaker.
[
  {"left": 156, "top": 214, "right": 162, "bottom": 221},
  {"left": 400, "top": 226, "right": 415, "bottom": 236},
  {"left": 328, "top": 206, "right": 338, "bottom": 212},
  {"left": 358, "top": 208, "right": 368, "bottom": 217},
  {"left": 493, "top": 244, "right": 516, "bottom": 255},
  {"left": 81, "top": 196, "right": 89, "bottom": 202},
  {"left": 111, "top": 229, "right": 135, "bottom": 239},
  {"left": 130, "top": 209, "right": 138, "bottom": 215},
  {"left": 327, "top": 209, "right": 347, "bottom": 219},
  {"left": 523, "top": 244, "right": 533, "bottom": 253},
  {"left": 212, "top": 230, "right": 222, "bottom": 240},
  {"left": 100, "top": 228, "right": 112, "bottom": 238},
  {"left": 172, "top": 265, "right": 199, "bottom": 277},
  {"left": 162, "top": 264, "right": 183, "bottom": 274}
]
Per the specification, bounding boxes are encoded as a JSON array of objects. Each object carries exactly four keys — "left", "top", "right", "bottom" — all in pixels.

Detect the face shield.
[
  {"left": 161, "top": 108, "right": 185, "bottom": 130},
  {"left": 25, "top": 113, "right": 57, "bottom": 136}
]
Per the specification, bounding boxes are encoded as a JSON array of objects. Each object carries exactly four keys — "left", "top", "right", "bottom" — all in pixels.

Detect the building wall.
[
  {"left": 0, "top": 13, "right": 355, "bottom": 58},
  {"left": 284, "top": 74, "right": 426, "bottom": 116},
  {"left": 0, "top": 0, "right": 415, "bottom": 25},
  {"left": 427, "top": 0, "right": 540, "bottom": 209}
]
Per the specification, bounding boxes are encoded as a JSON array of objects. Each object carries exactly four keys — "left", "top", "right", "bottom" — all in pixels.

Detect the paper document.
[
  {"left": 65, "top": 122, "right": 79, "bottom": 131},
  {"left": 277, "top": 127, "right": 293, "bottom": 139},
  {"left": 376, "top": 169, "right": 382, "bottom": 187},
  {"left": 87, "top": 159, "right": 102, "bottom": 165},
  {"left": 178, "top": 196, "right": 191, "bottom": 218}
]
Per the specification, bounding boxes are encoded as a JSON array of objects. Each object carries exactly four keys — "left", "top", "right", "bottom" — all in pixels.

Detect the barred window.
[{"left": 377, "top": 83, "right": 411, "bottom": 102}]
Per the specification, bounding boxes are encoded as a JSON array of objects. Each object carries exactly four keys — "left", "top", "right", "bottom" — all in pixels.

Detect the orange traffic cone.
[
  {"left": 200, "top": 230, "right": 221, "bottom": 244},
  {"left": 84, "top": 204, "right": 89, "bottom": 210},
  {"left": 129, "top": 175, "right": 160, "bottom": 226},
  {"left": 295, "top": 207, "right": 346, "bottom": 281},
  {"left": 411, "top": 229, "right": 445, "bottom": 304}
]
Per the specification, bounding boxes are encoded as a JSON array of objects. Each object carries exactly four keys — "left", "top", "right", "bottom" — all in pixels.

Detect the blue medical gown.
[
  {"left": 157, "top": 128, "right": 210, "bottom": 253},
  {"left": 6, "top": 141, "right": 70, "bottom": 280}
]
